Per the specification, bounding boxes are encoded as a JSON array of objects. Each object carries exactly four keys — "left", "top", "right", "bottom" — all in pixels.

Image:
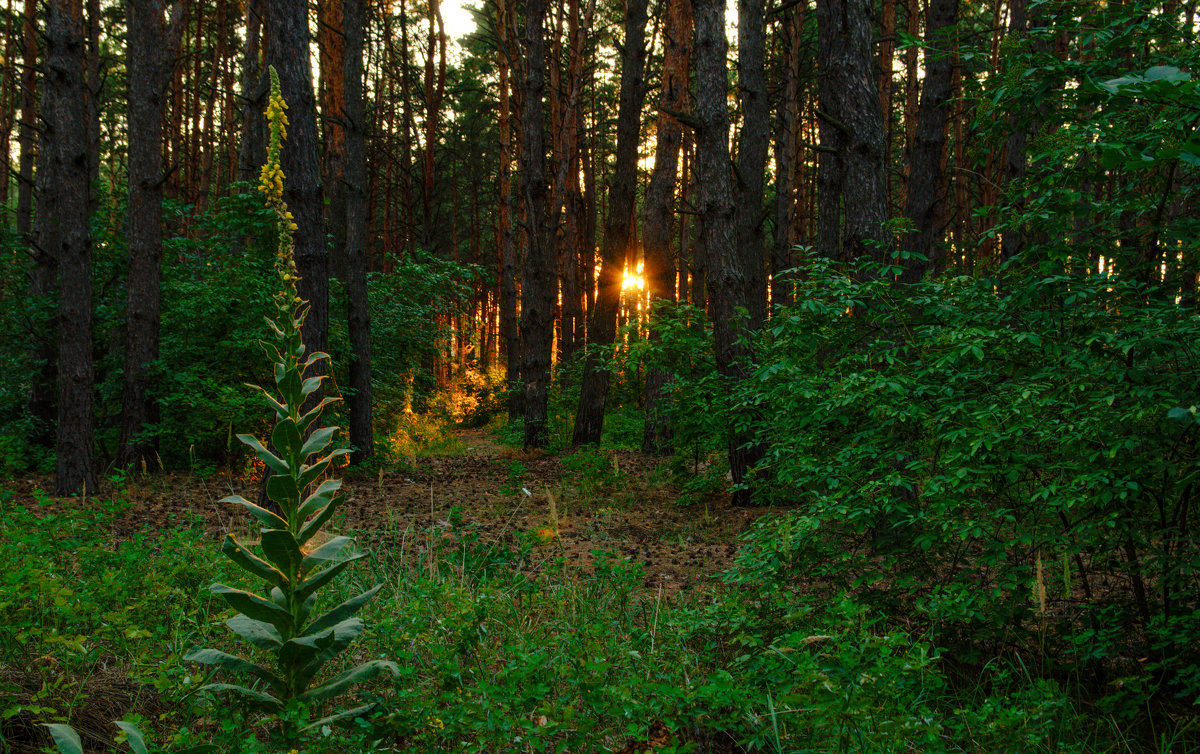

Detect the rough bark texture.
[
  {"left": 496, "top": 0, "right": 520, "bottom": 421},
  {"left": 1001, "top": 0, "right": 1029, "bottom": 262},
  {"left": 815, "top": 0, "right": 890, "bottom": 274},
  {"left": 734, "top": 0, "right": 768, "bottom": 328},
  {"left": 344, "top": 0, "right": 373, "bottom": 461},
  {"left": 420, "top": 0, "right": 447, "bottom": 251},
  {"left": 642, "top": 0, "right": 692, "bottom": 454},
  {"left": 15, "top": 0, "right": 37, "bottom": 240},
  {"left": 571, "top": 0, "right": 649, "bottom": 446},
  {"left": 117, "top": 0, "right": 184, "bottom": 469},
  {"left": 267, "top": 0, "right": 329, "bottom": 403},
  {"left": 237, "top": 0, "right": 266, "bottom": 182},
  {"left": 518, "top": 0, "right": 554, "bottom": 448},
  {"left": 771, "top": 2, "right": 805, "bottom": 308},
  {"left": 319, "top": 0, "right": 347, "bottom": 279},
  {"left": 694, "top": 0, "right": 763, "bottom": 503},
  {"left": 900, "top": 0, "right": 957, "bottom": 282},
  {"left": 46, "top": 0, "right": 97, "bottom": 496}
]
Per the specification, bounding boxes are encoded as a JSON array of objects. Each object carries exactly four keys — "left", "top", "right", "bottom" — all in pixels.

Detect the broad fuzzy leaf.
[
  {"left": 113, "top": 722, "right": 148, "bottom": 754},
  {"left": 219, "top": 494, "right": 288, "bottom": 530},
  {"left": 186, "top": 649, "right": 283, "bottom": 692},
  {"left": 210, "top": 583, "right": 293, "bottom": 634},
  {"left": 221, "top": 535, "right": 287, "bottom": 589},
  {"left": 295, "top": 660, "right": 399, "bottom": 705},
  {"left": 297, "top": 479, "right": 342, "bottom": 520},
  {"left": 237, "top": 434, "right": 289, "bottom": 476},
  {"left": 298, "top": 495, "right": 344, "bottom": 547},
  {"left": 266, "top": 473, "right": 300, "bottom": 508},
  {"left": 201, "top": 683, "right": 284, "bottom": 711},
  {"left": 301, "top": 535, "right": 355, "bottom": 572},
  {"left": 297, "top": 555, "right": 364, "bottom": 603},
  {"left": 300, "top": 426, "right": 338, "bottom": 459},
  {"left": 260, "top": 529, "right": 303, "bottom": 579},
  {"left": 305, "top": 703, "right": 377, "bottom": 731},
  {"left": 226, "top": 614, "right": 283, "bottom": 650},
  {"left": 42, "top": 724, "right": 83, "bottom": 754},
  {"left": 302, "top": 585, "right": 381, "bottom": 636},
  {"left": 272, "top": 418, "right": 304, "bottom": 459}
]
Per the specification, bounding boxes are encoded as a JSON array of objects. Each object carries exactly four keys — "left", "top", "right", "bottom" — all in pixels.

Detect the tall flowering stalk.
[{"left": 185, "top": 66, "right": 395, "bottom": 735}]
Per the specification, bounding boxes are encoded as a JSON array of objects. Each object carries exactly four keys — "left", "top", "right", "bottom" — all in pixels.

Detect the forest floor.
[{"left": 8, "top": 429, "right": 772, "bottom": 593}]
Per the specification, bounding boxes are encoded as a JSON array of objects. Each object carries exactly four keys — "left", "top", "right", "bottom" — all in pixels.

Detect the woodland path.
[{"left": 15, "top": 429, "right": 771, "bottom": 591}]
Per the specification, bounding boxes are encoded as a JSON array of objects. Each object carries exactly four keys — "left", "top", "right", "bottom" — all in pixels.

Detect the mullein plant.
[{"left": 182, "top": 66, "right": 396, "bottom": 736}]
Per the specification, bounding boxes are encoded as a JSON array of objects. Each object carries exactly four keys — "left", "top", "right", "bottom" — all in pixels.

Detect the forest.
[{"left": 0, "top": 0, "right": 1198, "bottom": 750}]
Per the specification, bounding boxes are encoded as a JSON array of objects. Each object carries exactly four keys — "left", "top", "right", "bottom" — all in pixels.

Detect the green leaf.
[
  {"left": 295, "top": 660, "right": 399, "bottom": 704},
  {"left": 293, "top": 619, "right": 367, "bottom": 690},
  {"left": 300, "top": 426, "right": 338, "bottom": 459},
  {"left": 210, "top": 583, "right": 293, "bottom": 634},
  {"left": 225, "top": 614, "right": 283, "bottom": 650},
  {"left": 296, "top": 555, "right": 364, "bottom": 603},
  {"left": 300, "top": 536, "right": 355, "bottom": 573},
  {"left": 200, "top": 683, "right": 284, "bottom": 711},
  {"left": 297, "top": 397, "right": 340, "bottom": 434},
  {"left": 221, "top": 535, "right": 287, "bottom": 589},
  {"left": 302, "top": 585, "right": 381, "bottom": 636},
  {"left": 113, "top": 722, "right": 148, "bottom": 754},
  {"left": 42, "top": 724, "right": 83, "bottom": 754},
  {"left": 298, "top": 496, "right": 344, "bottom": 547},
  {"left": 305, "top": 703, "right": 377, "bottom": 731},
  {"left": 266, "top": 473, "right": 300, "bottom": 508},
  {"left": 260, "top": 529, "right": 303, "bottom": 579},
  {"left": 219, "top": 494, "right": 288, "bottom": 530},
  {"left": 248, "top": 385, "right": 289, "bottom": 420},
  {"left": 272, "top": 418, "right": 304, "bottom": 458},
  {"left": 300, "top": 376, "right": 324, "bottom": 401},
  {"left": 1144, "top": 65, "right": 1189, "bottom": 82},
  {"left": 237, "top": 434, "right": 289, "bottom": 476},
  {"left": 185, "top": 649, "right": 283, "bottom": 691},
  {"left": 297, "top": 479, "right": 342, "bottom": 520}
]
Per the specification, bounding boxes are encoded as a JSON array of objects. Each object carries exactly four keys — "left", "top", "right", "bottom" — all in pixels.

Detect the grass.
[{"left": 4, "top": 483, "right": 1185, "bottom": 753}]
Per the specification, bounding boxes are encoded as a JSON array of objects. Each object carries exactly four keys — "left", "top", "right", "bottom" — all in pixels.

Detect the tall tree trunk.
[
  {"left": 816, "top": 0, "right": 890, "bottom": 273},
  {"left": 771, "top": 2, "right": 806, "bottom": 308},
  {"left": 899, "top": 0, "right": 957, "bottom": 282},
  {"left": 15, "top": 0, "right": 37, "bottom": 240},
  {"left": 420, "top": 0, "right": 446, "bottom": 251},
  {"left": 46, "top": 0, "right": 97, "bottom": 495},
  {"left": 571, "top": 0, "right": 649, "bottom": 446},
  {"left": 267, "top": 0, "right": 329, "bottom": 402},
  {"left": 496, "top": 0, "right": 520, "bottom": 419},
  {"left": 734, "top": 0, "right": 768, "bottom": 328},
  {"left": 237, "top": 0, "right": 266, "bottom": 182},
  {"left": 344, "top": 0, "right": 373, "bottom": 461},
  {"left": 642, "top": 0, "right": 691, "bottom": 454},
  {"left": 694, "top": 0, "right": 762, "bottom": 503},
  {"left": 117, "top": 0, "right": 184, "bottom": 469},
  {"left": 84, "top": 0, "right": 99, "bottom": 202},
  {"left": 1001, "top": 0, "right": 1028, "bottom": 262},
  {"left": 319, "top": 0, "right": 347, "bottom": 279},
  {"left": 518, "top": 0, "right": 554, "bottom": 448}
]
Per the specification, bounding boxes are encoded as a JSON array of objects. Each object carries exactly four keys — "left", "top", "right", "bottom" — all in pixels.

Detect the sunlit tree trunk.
[
  {"left": 45, "top": 0, "right": 97, "bottom": 496},
  {"left": 117, "top": 0, "right": 184, "bottom": 469},
  {"left": 572, "top": 0, "right": 649, "bottom": 446},
  {"left": 642, "top": 0, "right": 691, "bottom": 454}
]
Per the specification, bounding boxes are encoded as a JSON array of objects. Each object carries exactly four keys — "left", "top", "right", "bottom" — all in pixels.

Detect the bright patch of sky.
[{"left": 442, "top": 0, "right": 480, "bottom": 42}]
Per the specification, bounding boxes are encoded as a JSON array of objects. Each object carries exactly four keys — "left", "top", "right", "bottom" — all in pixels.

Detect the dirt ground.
[{"left": 8, "top": 430, "right": 775, "bottom": 592}]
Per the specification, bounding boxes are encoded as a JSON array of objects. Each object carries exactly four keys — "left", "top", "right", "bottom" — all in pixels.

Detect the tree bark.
[
  {"left": 771, "top": 1, "right": 806, "bottom": 308},
  {"left": 496, "top": 0, "right": 521, "bottom": 419},
  {"left": 420, "top": 0, "right": 447, "bottom": 251},
  {"left": 237, "top": 0, "right": 266, "bottom": 183},
  {"left": 694, "top": 0, "right": 763, "bottom": 503},
  {"left": 734, "top": 0, "right": 768, "bottom": 328},
  {"left": 816, "top": 0, "right": 890, "bottom": 273},
  {"left": 899, "top": 0, "right": 957, "bottom": 282},
  {"left": 642, "top": 0, "right": 692, "bottom": 454},
  {"left": 267, "top": 0, "right": 329, "bottom": 403},
  {"left": 117, "top": 0, "right": 184, "bottom": 469},
  {"left": 344, "top": 0, "right": 373, "bottom": 462},
  {"left": 45, "top": 0, "right": 97, "bottom": 496},
  {"left": 15, "top": 0, "right": 37, "bottom": 240},
  {"left": 319, "top": 0, "right": 347, "bottom": 279},
  {"left": 571, "top": 0, "right": 649, "bottom": 446},
  {"left": 518, "top": 0, "right": 554, "bottom": 448}
]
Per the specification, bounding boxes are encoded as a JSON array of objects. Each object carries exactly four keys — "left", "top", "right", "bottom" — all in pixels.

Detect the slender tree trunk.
[
  {"left": 816, "top": 0, "right": 890, "bottom": 273},
  {"left": 771, "top": 2, "right": 805, "bottom": 308},
  {"left": 694, "top": 0, "right": 762, "bottom": 503},
  {"left": 117, "top": 0, "right": 184, "bottom": 469},
  {"left": 1001, "top": 0, "right": 1028, "bottom": 262},
  {"left": 267, "top": 0, "right": 329, "bottom": 402},
  {"left": 237, "top": 0, "right": 266, "bottom": 183},
  {"left": 734, "top": 0, "right": 768, "bottom": 328},
  {"left": 878, "top": 0, "right": 897, "bottom": 201},
  {"left": 572, "top": 0, "right": 649, "bottom": 446},
  {"left": 496, "top": 0, "right": 520, "bottom": 419},
  {"left": 518, "top": 0, "right": 554, "bottom": 448},
  {"left": 46, "top": 0, "right": 97, "bottom": 496},
  {"left": 319, "top": 0, "right": 347, "bottom": 279},
  {"left": 16, "top": 0, "right": 37, "bottom": 239},
  {"left": 344, "top": 0, "right": 373, "bottom": 461},
  {"left": 899, "top": 0, "right": 957, "bottom": 282},
  {"left": 27, "top": 0, "right": 56, "bottom": 448},
  {"left": 420, "top": 0, "right": 446, "bottom": 251},
  {"left": 642, "top": 0, "right": 691, "bottom": 454}
]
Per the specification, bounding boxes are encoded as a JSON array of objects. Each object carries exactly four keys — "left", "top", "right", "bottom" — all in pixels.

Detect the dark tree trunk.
[
  {"left": 1001, "top": 0, "right": 1028, "bottom": 262},
  {"left": 117, "top": 0, "right": 184, "bottom": 469},
  {"left": 496, "top": 0, "right": 521, "bottom": 420},
  {"left": 571, "top": 0, "right": 649, "bottom": 446},
  {"left": 642, "top": 0, "right": 691, "bottom": 454},
  {"left": 816, "top": 0, "right": 890, "bottom": 273},
  {"left": 420, "top": 0, "right": 447, "bottom": 251},
  {"left": 899, "top": 0, "right": 957, "bottom": 282},
  {"left": 15, "top": 0, "right": 37, "bottom": 240},
  {"left": 734, "top": 0, "right": 768, "bottom": 328},
  {"left": 518, "top": 0, "right": 554, "bottom": 448},
  {"left": 771, "top": 2, "right": 806, "bottom": 308},
  {"left": 45, "top": 0, "right": 97, "bottom": 496},
  {"left": 694, "top": 0, "right": 763, "bottom": 503},
  {"left": 344, "top": 0, "right": 373, "bottom": 462},
  {"left": 319, "top": 0, "right": 347, "bottom": 280},
  {"left": 237, "top": 0, "right": 266, "bottom": 183},
  {"left": 267, "top": 0, "right": 329, "bottom": 400}
]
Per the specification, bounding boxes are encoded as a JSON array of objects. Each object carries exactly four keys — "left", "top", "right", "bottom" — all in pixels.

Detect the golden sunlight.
[{"left": 621, "top": 260, "right": 645, "bottom": 292}]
